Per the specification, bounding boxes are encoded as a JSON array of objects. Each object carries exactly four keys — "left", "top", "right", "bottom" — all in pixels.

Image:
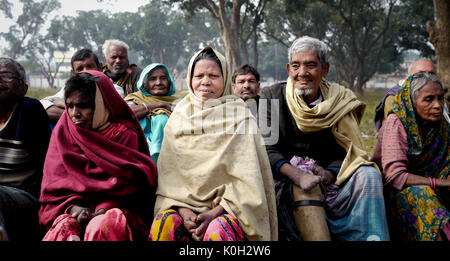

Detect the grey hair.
[
  {"left": 0, "top": 57, "right": 26, "bottom": 82},
  {"left": 410, "top": 72, "right": 442, "bottom": 105},
  {"left": 288, "top": 36, "right": 329, "bottom": 68},
  {"left": 102, "top": 39, "right": 129, "bottom": 58}
]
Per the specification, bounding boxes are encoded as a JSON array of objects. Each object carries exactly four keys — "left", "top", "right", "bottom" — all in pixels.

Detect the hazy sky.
[{"left": 0, "top": 0, "right": 149, "bottom": 33}]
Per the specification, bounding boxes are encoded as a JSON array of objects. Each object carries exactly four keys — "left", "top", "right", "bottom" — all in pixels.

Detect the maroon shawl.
[{"left": 39, "top": 70, "right": 157, "bottom": 239}]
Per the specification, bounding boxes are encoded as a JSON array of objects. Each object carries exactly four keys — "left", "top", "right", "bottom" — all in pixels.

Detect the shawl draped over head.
[
  {"left": 391, "top": 75, "right": 449, "bottom": 179},
  {"left": 124, "top": 63, "right": 186, "bottom": 118},
  {"left": 285, "top": 77, "right": 379, "bottom": 185},
  {"left": 39, "top": 70, "right": 158, "bottom": 235},
  {"left": 154, "top": 46, "right": 278, "bottom": 241}
]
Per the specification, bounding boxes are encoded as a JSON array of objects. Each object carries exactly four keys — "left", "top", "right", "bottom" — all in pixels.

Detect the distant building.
[{"left": 54, "top": 51, "right": 72, "bottom": 74}]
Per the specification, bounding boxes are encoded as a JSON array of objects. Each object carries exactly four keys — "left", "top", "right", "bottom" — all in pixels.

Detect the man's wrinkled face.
[
  {"left": 105, "top": 45, "right": 129, "bottom": 76},
  {"left": 0, "top": 65, "right": 27, "bottom": 104},
  {"left": 287, "top": 51, "right": 329, "bottom": 102},
  {"left": 232, "top": 73, "right": 260, "bottom": 101}
]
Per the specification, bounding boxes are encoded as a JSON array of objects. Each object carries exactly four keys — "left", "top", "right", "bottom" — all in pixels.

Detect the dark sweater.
[
  {"left": 103, "top": 64, "right": 142, "bottom": 96},
  {"left": 259, "top": 82, "right": 347, "bottom": 179},
  {"left": 0, "top": 97, "right": 51, "bottom": 197}
]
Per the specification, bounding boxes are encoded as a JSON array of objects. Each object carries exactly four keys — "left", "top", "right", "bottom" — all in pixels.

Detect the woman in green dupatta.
[
  {"left": 125, "top": 63, "right": 186, "bottom": 163},
  {"left": 372, "top": 72, "right": 450, "bottom": 241}
]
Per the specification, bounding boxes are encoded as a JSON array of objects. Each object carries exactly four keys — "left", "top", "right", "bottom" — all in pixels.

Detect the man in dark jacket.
[
  {"left": 0, "top": 57, "right": 51, "bottom": 241},
  {"left": 259, "top": 36, "right": 389, "bottom": 241}
]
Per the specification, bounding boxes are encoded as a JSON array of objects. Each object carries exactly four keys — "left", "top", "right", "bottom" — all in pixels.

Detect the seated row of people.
[{"left": 0, "top": 36, "right": 448, "bottom": 242}]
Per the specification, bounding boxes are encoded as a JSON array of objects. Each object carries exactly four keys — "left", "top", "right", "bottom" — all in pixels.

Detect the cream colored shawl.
[
  {"left": 286, "top": 77, "right": 379, "bottom": 185},
  {"left": 154, "top": 47, "right": 278, "bottom": 241},
  {"left": 92, "top": 85, "right": 110, "bottom": 131}
]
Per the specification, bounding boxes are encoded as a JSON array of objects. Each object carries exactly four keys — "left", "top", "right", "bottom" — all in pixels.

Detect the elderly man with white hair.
[
  {"left": 102, "top": 39, "right": 142, "bottom": 96},
  {"left": 259, "top": 36, "right": 390, "bottom": 241}
]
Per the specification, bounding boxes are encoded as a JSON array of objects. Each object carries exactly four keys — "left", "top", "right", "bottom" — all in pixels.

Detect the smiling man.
[{"left": 259, "top": 36, "right": 390, "bottom": 242}]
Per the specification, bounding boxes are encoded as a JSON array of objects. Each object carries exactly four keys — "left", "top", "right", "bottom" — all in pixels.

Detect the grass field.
[
  {"left": 358, "top": 88, "right": 385, "bottom": 156},
  {"left": 25, "top": 86, "right": 385, "bottom": 156},
  {"left": 26, "top": 88, "right": 59, "bottom": 101}
]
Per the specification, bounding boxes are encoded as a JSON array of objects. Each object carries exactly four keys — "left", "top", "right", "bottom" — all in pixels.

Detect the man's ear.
[
  {"left": 19, "top": 82, "right": 28, "bottom": 97},
  {"left": 286, "top": 63, "right": 290, "bottom": 75},
  {"left": 322, "top": 62, "right": 330, "bottom": 78}
]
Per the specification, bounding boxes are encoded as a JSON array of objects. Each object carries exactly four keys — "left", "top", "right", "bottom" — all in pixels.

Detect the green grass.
[
  {"left": 358, "top": 88, "right": 386, "bottom": 156},
  {"left": 26, "top": 88, "right": 60, "bottom": 100}
]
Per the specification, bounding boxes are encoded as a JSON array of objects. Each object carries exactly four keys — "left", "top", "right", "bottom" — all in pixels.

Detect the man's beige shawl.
[
  {"left": 285, "top": 77, "right": 379, "bottom": 185},
  {"left": 154, "top": 47, "right": 278, "bottom": 241}
]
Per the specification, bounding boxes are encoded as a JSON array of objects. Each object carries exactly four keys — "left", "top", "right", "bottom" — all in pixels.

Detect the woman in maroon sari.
[{"left": 39, "top": 70, "right": 157, "bottom": 241}]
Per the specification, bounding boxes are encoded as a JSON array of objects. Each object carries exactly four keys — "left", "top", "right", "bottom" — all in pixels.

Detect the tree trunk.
[
  {"left": 204, "top": 0, "right": 244, "bottom": 73},
  {"left": 355, "top": 78, "right": 364, "bottom": 96},
  {"left": 346, "top": 75, "right": 355, "bottom": 92},
  {"left": 252, "top": 29, "right": 258, "bottom": 69},
  {"left": 427, "top": 0, "right": 450, "bottom": 104},
  {"left": 241, "top": 38, "right": 250, "bottom": 64},
  {"left": 219, "top": 26, "right": 241, "bottom": 73},
  {"left": 356, "top": 60, "right": 366, "bottom": 96}
]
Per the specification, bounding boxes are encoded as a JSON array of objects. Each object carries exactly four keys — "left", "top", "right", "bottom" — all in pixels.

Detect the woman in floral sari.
[{"left": 372, "top": 72, "right": 449, "bottom": 241}]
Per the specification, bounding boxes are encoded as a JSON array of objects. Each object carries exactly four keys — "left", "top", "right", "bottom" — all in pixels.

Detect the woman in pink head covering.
[{"left": 39, "top": 70, "right": 157, "bottom": 241}]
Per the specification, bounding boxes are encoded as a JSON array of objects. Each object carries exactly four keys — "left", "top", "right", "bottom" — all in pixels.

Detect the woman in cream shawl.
[{"left": 149, "top": 47, "right": 277, "bottom": 241}]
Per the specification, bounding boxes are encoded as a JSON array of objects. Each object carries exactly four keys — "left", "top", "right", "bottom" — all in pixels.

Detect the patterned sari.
[{"left": 388, "top": 75, "right": 449, "bottom": 241}]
